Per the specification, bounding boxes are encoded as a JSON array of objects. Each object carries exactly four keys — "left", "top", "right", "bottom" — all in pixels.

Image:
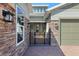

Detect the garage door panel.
[
  {"left": 61, "top": 28, "right": 79, "bottom": 32},
  {"left": 61, "top": 19, "right": 79, "bottom": 45},
  {"left": 61, "top": 23, "right": 79, "bottom": 31},
  {"left": 62, "top": 39, "right": 79, "bottom": 45},
  {"left": 61, "top": 36, "right": 79, "bottom": 40},
  {"left": 61, "top": 33, "right": 79, "bottom": 36}
]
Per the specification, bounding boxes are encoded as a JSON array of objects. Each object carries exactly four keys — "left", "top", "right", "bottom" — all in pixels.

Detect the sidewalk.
[{"left": 23, "top": 45, "right": 64, "bottom": 56}]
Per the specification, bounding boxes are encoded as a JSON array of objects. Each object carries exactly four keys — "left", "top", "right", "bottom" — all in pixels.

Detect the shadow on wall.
[{"left": 49, "top": 28, "right": 65, "bottom": 56}]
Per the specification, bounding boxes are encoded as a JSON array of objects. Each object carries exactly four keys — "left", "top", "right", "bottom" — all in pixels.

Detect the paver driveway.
[{"left": 23, "top": 45, "right": 64, "bottom": 56}]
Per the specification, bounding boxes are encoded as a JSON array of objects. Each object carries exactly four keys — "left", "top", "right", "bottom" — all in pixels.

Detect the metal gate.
[{"left": 29, "top": 31, "right": 51, "bottom": 45}]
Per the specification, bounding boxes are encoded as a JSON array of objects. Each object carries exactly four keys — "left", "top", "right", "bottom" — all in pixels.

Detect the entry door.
[{"left": 61, "top": 19, "right": 79, "bottom": 45}]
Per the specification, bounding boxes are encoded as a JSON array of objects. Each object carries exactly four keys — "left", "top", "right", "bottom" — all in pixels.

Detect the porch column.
[
  {"left": 45, "top": 22, "right": 49, "bottom": 39},
  {"left": 46, "top": 22, "right": 49, "bottom": 33}
]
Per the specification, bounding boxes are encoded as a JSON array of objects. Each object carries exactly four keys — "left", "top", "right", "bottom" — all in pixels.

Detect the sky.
[{"left": 32, "top": 3, "right": 60, "bottom": 8}]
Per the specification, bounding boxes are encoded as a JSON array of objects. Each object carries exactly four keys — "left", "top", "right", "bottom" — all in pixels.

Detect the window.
[
  {"left": 16, "top": 16, "right": 24, "bottom": 45},
  {"left": 32, "top": 8, "right": 34, "bottom": 12},
  {"left": 42, "top": 8, "right": 44, "bottom": 12},
  {"left": 37, "top": 8, "right": 39, "bottom": 12},
  {"left": 16, "top": 5, "right": 24, "bottom": 46},
  {"left": 39, "top": 8, "right": 41, "bottom": 12},
  {"left": 33, "top": 8, "right": 36, "bottom": 12},
  {"left": 41, "top": 8, "right": 46, "bottom": 13},
  {"left": 40, "top": 8, "right": 42, "bottom": 12},
  {"left": 44, "top": 8, "right": 45, "bottom": 12},
  {"left": 42, "top": 8, "right": 46, "bottom": 12},
  {"left": 32, "top": 8, "right": 46, "bottom": 13},
  {"left": 17, "top": 6, "right": 24, "bottom": 14}
]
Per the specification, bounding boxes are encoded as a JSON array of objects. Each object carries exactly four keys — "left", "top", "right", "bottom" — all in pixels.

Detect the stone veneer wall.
[
  {"left": 16, "top": 17, "right": 30, "bottom": 56},
  {"left": 0, "top": 3, "right": 30, "bottom": 56},
  {"left": 0, "top": 3, "right": 16, "bottom": 56},
  {"left": 48, "top": 20, "right": 60, "bottom": 46}
]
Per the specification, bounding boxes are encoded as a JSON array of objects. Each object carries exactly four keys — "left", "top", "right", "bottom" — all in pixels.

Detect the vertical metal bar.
[
  {"left": 44, "top": 32, "right": 45, "bottom": 44},
  {"left": 49, "top": 29, "right": 51, "bottom": 45},
  {"left": 29, "top": 32, "right": 31, "bottom": 45},
  {"left": 29, "top": 23, "right": 31, "bottom": 46},
  {"left": 50, "top": 31, "right": 51, "bottom": 45},
  {"left": 33, "top": 32, "right": 35, "bottom": 44},
  {"left": 34, "top": 32, "right": 36, "bottom": 44},
  {"left": 49, "top": 31, "right": 50, "bottom": 45},
  {"left": 60, "top": 20, "right": 61, "bottom": 46}
]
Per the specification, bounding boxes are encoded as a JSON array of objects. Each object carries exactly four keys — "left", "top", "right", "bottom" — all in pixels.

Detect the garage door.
[{"left": 61, "top": 19, "right": 79, "bottom": 45}]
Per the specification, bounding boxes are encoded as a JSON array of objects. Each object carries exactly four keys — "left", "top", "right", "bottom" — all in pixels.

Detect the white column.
[
  {"left": 46, "top": 22, "right": 49, "bottom": 33},
  {"left": 45, "top": 22, "right": 50, "bottom": 39}
]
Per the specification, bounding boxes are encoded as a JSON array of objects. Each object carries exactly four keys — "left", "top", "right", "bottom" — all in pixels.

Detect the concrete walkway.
[
  {"left": 61, "top": 46, "right": 79, "bottom": 56},
  {"left": 23, "top": 45, "right": 65, "bottom": 56}
]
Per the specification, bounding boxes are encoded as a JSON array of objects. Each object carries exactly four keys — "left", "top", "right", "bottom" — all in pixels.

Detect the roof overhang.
[{"left": 46, "top": 3, "right": 66, "bottom": 11}]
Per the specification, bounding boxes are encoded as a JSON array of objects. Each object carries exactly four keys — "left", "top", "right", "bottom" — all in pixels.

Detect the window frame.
[{"left": 16, "top": 4, "right": 25, "bottom": 46}]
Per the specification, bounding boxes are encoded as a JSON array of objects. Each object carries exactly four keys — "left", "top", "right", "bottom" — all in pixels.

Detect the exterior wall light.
[{"left": 2, "top": 10, "right": 14, "bottom": 22}]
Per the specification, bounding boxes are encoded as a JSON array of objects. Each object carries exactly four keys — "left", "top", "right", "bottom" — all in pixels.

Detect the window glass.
[
  {"left": 42, "top": 8, "right": 45, "bottom": 12},
  {"left": 42, "top": 8, "right": 44, "bottom": 12},
  {"left": 44, "top": 8, "right": 45, "bottom": 12},
  {"left": 34, "top": 8, "right": 36, "bottom": 12},
  {"left": 32, "top": 8, "right": 35, "bottom": 12},
  {"left": 17, "top": 16, "right": 24, "bottom": 44},
  {"left": 42, "top": 8, "right": 43, "bottom": 12},
  {"left": 17, "top": 26, "right": 23, "bottom": 43},
  {"left": 32, "top": 8, "right": 34, "bottom": 12},
  {"left": 40, "top": 8, "right": 42, "bottom": 12},
  {"left": 32, "top": 7, "right": 46, "bottom": 13},
  {"left": 39, "top": 8, "right": 41, "bottom": 12},
  {"left": 16, "top": 5, "right": 25, "bottom": 46},
  {"left": 17, "top": 7, "right": 24, "bottom": 14},
  {"left": 37, "top": 8, "right": 39, "bottom": 12},
  {"left": 35, "top": 8, "right": 37, "bottom": 13}
]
